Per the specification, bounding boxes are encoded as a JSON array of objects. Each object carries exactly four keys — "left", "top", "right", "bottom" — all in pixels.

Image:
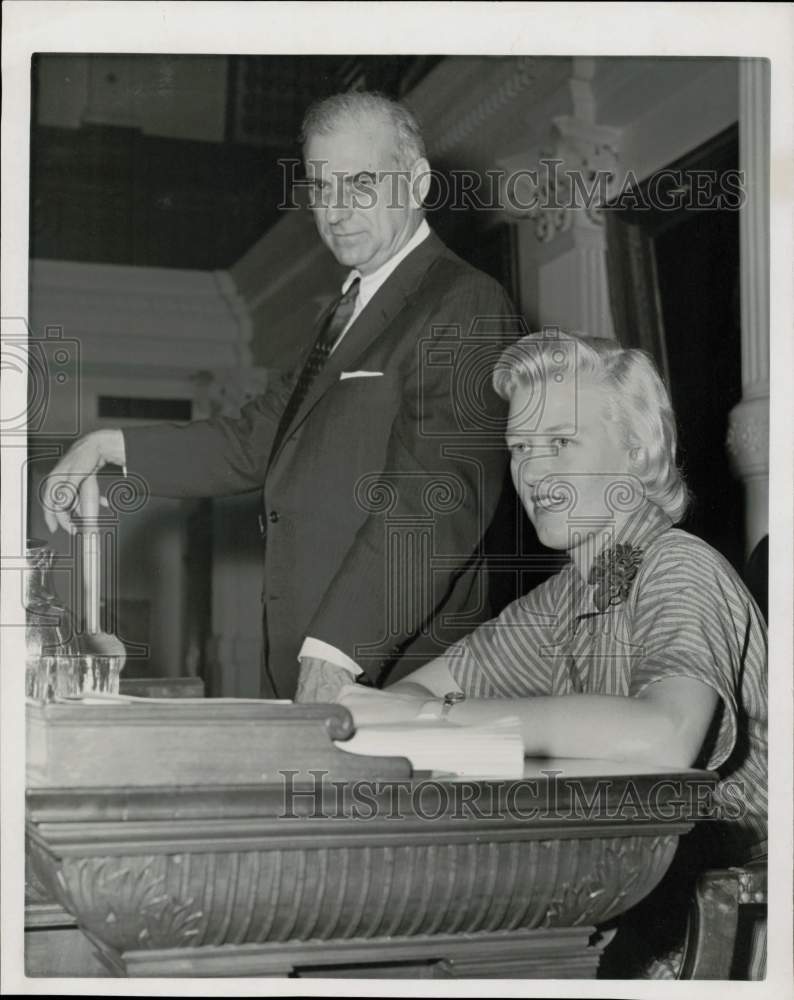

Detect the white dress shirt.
[{"left": 299, "top": 218, "right": 432, "bottom": 678}]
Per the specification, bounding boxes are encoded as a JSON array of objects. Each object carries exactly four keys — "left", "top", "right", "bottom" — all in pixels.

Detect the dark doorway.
[{"left": 606, "top": 126, "right": 744, "bottom": 571}]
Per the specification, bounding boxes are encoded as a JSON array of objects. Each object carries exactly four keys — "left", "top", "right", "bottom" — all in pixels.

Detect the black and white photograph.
[{"left": 2, "top": 2, "right": 792, "bottom": 995}]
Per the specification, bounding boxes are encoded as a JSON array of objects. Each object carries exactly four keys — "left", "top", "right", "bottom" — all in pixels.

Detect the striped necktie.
[{"left": 272, "top": 276, "right": 361, "bottom": 452}]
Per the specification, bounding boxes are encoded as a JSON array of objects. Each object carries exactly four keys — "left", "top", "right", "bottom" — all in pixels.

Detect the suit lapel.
[{"left": 269, "top": 231, "right": 446, "bottom": 468}]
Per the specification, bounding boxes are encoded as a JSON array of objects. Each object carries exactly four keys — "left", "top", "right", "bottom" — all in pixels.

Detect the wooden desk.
[{"left": 25, "top": 701, "right": 717, "bottom": 979}]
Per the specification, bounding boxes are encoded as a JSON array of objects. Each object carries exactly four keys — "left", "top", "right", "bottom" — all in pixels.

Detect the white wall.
[{"left": 27, "top": 259, "right": 257, "bottom": 679}]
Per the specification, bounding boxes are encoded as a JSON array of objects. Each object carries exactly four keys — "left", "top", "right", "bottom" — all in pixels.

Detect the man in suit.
[{"left": 42, "top": 91, "right": 519, "bottom": 701}]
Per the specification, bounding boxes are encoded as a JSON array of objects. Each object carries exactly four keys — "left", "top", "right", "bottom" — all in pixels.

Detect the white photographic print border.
[{"left": 2, "top": 2, "right": 792, "bottom": 997}]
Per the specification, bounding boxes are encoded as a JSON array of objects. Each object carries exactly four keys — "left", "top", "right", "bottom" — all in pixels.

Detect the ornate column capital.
[
  {"left": 498, "top": 117, "right": 622, "bottom": 242},
  {"left": 726, "top": 396, "right": 769, "bottom": 480}
]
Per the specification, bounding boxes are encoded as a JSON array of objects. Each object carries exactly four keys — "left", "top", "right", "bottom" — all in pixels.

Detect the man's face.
[
  {"left": 507, "top": 379, "right": 636, "bottom": 552},
  {"left": 304, "top": 116, "right": 422, "bottom": 275}
]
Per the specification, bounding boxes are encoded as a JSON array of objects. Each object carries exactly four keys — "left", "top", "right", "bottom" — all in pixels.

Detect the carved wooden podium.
[{"left": 25, "top": 700, "right": 717, "bottom": 978}]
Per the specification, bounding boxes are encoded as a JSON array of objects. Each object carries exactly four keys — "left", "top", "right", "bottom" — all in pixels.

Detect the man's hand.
[
  {"left": 41, "top": 429, "right": 126, "bottom": 535},
  {"left": 294, "top": 657, "right": 357, "bottom": 703}
]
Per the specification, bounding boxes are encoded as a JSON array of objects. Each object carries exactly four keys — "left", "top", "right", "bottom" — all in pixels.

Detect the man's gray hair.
[{"left": 300, "top": 91, "right": 427, "bottom": 170}]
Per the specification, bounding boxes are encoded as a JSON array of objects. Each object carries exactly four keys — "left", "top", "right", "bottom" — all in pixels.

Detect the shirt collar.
[
  {"left": 568, "top": 502, "right": 674, "bottom": 616},
  {"left": 613, "top": 502, "right": 674, "bottom": 551},
  {"left": 567, "top": 503, "right": 673, "bottom": 574},
  {"left": 566, "top": 501, "right": 673, "bottom": 605},
  {"left": 341, "top": 218, "right": 431, "bottom": 306}
]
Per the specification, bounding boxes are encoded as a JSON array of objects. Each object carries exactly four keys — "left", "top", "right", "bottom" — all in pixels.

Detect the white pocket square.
[{"left": 339, "top": 370, "right": 384, "bottom": 380}]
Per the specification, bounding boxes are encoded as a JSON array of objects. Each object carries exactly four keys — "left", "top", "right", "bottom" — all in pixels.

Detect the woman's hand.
[{"left": 335, "top": 684, "right": 429, "bottom": 728}]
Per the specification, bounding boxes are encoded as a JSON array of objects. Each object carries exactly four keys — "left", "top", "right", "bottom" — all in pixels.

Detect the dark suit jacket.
[{"left": 124, "top": 230, "right": 520, "bottom": 696}]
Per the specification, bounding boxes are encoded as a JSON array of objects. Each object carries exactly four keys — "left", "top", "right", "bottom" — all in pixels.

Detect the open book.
[{"left": 334, "top": 717, "right": 525, "bottom": 779}]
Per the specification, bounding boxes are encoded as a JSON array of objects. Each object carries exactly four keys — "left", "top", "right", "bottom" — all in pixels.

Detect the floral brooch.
[{"left": 587, "top": 542, "right": 644, "bottom": 612}]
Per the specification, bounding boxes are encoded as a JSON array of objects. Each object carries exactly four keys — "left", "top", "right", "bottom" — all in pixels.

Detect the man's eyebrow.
[{"left": 306, "top": 171, "right": 376, "bottom": 186}]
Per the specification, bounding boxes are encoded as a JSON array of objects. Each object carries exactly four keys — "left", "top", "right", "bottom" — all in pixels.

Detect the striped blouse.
[{"left": 445, "top": 504, "right": 768, "bottom": 861}]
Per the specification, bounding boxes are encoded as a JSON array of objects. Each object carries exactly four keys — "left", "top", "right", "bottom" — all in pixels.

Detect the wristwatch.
[
  {"left": 417, "top": 690, "right": 466, "bottom": 721},
  {"left": 440, "top": 691, "right": 466, "bottom": 718}
]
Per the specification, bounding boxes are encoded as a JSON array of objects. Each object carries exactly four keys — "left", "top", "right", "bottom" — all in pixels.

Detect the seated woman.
[{"left": 339, "top": 331, "right": 767, "bottom": 977}]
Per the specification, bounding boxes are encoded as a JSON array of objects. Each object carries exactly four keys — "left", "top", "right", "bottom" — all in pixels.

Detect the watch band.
[
  {"left": 440, "top": 691, "right": 466, "bottom": 718},
  {"left": 417, "top": 690, "right": 466, "bottom": 721}
]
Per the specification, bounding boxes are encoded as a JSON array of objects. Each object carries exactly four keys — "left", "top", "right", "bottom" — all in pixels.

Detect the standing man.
[{"left": 42, "top": 91, "right": 518, "bottom": 701}]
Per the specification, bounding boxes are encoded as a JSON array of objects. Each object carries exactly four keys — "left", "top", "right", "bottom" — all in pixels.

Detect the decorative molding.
[
  {"left": 64, "top": 854, "right": 204, "bottom": 952},
  {"left": 495, "top": 74, "right": 622, "bottom": 340},
  {"left": 499, "top": 117, "right": 622, "bottom": 241},
  {"left": 29, "top": 833, "right": 680, "bottom": 956},
  {"left": 550, "top": 115, "right": 622, "bottom": 226},
  {"left": 543, "top": 835, "right": 677, "bottom": 927},
  {"left": 428, "top": 57, "right": 538, "bottom": 157},
  {"left": 25, "top": 849, "right": 53, "bottom": 906},
  {"left": 726, "top": 396, "right": 770, "bottom": 478},
  {"left": 124, "top": 927, "right": 603, "bottom": 978},
  {"left": 26, "top": 763, "right": 712, "bottom": 976}
]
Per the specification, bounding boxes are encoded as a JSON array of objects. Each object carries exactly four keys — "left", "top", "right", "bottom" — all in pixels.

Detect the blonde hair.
[{"left": 493, "top": 331, "right": 690, "bottom": 524}]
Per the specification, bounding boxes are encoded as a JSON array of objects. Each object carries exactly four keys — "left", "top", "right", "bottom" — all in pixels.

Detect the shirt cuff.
[{"left": 299, "top": 638, "right": 362, "bottom": 677}]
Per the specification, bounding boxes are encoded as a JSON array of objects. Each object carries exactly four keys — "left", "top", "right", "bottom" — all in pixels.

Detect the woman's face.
[{"left": 506, "top": 377, "right": 637, "bottom": 552}]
